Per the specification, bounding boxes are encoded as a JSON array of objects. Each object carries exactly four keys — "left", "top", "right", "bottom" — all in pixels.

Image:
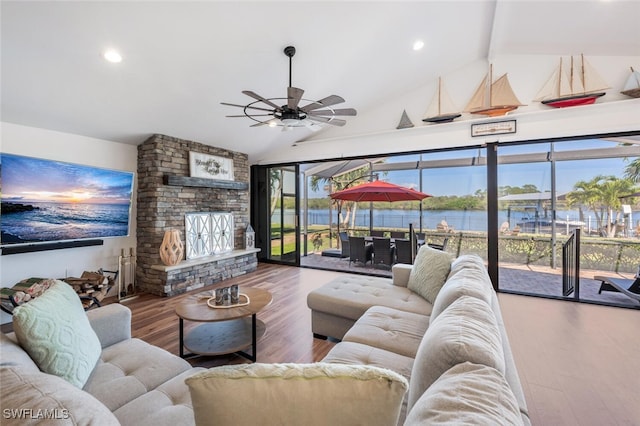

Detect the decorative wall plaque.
[
  {"left": 471, "top": 120, "right": 517, "bottom": 137},
  {"left": 189, "top": 152, "right": 234, "bottom": 181}
]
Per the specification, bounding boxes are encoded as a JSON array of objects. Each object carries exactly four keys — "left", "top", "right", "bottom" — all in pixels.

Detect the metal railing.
[{"left": 562, "top": 229, "right": 580, "bottom": 298}]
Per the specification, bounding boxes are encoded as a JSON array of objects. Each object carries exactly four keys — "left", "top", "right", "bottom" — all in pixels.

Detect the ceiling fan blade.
[
  {"left": 307, "top": 116, "right": 347, "bottom": 126},
  {"left": 250, "top": 120, "right": 273, "bottom": 127},
  {"left": 308, "top": 108, "right": 357, "bottom": 117},
  {"left": 226, "top": 114, "right": 273, "bottom": 118},
  {"left": 301, "top": 95, "right": 345, "bottom": 112},
  {"left": 287, "top": 87, "right": 304, "bottom": 109},
  {"left": 325, "top": 118, "right": 347, "bottom": 126},
  {"left": 221, "top": 102, "right": 274, "bottom": 113},
  {"left": 242, "top": 91, "right": 283, "bottom": 111}
]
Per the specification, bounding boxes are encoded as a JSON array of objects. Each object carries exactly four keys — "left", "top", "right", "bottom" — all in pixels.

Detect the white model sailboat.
[
  {"left": 422, "top": 77, "right": 461, "bottom": 123},
  {"left": 464, "top": 64, "right": 524, "bottom": 117},
  {"left": 534, "top": 55, "right": 609, "bottom": 108},
  {"left": 621, "top": 67, "right": 640, "bottom": 98}
]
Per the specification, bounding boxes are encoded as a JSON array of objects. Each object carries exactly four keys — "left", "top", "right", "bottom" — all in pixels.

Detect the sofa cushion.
[
  {"left": 83, "top": 338, "right": 192, "bottom": 411},
  {"left": 0, "top": 333, "right": 40, "bottom": 373},
  {"left": 0, "top": 366, "right": 119, "bottom": 425},
  {"left": 12, "top": 281, "right": 101, "bottom": 388},
  {"left": 307, "top": 275, "right": 432, "bottom": 320},
  {"left": 323, "top": 340, "right": 415, "bottom": 380},
  {"left": 407, "top": 245, "right": 454, "bottom": 304},
  {"left": 342, "top": 306, "right": 430, "bottom": 358},
  {"left": 430, "top": 263, "right": 494, "bottom": 323},
  {"left": 407, "top": 296, "right": 505, "bottom": 412},
  {"left": 114, "top": 367, "right": 205, "bottom": 426},
  {"left": 448, "top": 254, "right": 488, "bottom": 280},
  {"left": 404, "top": 362, "right": 524, "bottom": 426},
  {"left": 186, "top": 363, "right": 408, "bottom": 426}
]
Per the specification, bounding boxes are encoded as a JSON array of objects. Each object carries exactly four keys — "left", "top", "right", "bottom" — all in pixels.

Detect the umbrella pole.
[{"left": 409, "top": 223, "right": 416, "bottom": 262}]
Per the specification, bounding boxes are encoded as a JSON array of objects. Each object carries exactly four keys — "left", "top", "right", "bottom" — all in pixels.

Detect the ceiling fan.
[{"left": 222, "top": 46, "right": 357, "bottom": 129}]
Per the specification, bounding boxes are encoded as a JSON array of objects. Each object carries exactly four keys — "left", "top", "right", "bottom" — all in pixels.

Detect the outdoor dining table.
[{"left": 363, "top": 236, "right": 425, "bottom": 246}]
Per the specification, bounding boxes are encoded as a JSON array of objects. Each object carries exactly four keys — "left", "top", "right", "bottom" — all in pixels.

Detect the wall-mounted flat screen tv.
[{"left": 1, "top": 153, "right": 135, "bottom": 247}]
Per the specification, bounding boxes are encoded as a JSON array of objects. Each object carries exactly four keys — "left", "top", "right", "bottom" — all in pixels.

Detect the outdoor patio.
[{"left": 300, "top": 252, "right": 640, "bottom": 310}]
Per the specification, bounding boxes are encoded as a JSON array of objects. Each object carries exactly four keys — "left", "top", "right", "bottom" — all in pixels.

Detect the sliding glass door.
[{"left": 268, "top": 165, "right": 299, "bottom": 265}]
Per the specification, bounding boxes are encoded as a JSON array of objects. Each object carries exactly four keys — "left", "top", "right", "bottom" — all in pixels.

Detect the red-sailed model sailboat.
[
  {"left": 534, "top": 54, "right": 609, "bottom": 108},
  {"left": 464, "top": 64, "right": 524, "bottom": 117}
]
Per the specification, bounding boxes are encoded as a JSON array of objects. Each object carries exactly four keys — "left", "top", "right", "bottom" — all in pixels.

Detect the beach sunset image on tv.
[{"left": 1, "top": 153, "right": 135, "bottom": 246}]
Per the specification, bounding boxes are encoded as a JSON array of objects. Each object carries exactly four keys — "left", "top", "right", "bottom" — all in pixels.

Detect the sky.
[
  {"left": 306, "top": 138, "right": 636, "bottom": 198},
  {"left": 1, "top": 153, "right": 134, "bottom": 204}
]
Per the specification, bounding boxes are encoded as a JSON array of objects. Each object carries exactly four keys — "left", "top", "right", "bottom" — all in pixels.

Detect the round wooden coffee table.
[{"left": 175, "top": 286, "right": 272, "bottom": 362}]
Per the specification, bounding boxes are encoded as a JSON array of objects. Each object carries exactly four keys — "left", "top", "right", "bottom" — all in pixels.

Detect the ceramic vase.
[{"left": 159, "top": 229, "right": 184, "bottom": 266}]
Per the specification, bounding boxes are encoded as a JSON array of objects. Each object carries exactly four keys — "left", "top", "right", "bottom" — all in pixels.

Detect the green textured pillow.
[
  {"left": 186, "top": 363, "right": 408, "bottom": 426},
  {"left": 407, "top": 245, "right": 454, "bottom": 304},
  {"left": 13, "top": 281, "right": 101, "bottom": 388}
]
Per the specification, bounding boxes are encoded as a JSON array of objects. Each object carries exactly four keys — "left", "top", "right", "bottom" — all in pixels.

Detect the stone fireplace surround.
[{"left": 136, "top": 134, "right": 256, "bottom": 296}]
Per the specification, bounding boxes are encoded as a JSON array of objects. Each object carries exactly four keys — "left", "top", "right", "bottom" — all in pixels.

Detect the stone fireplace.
[{"left": 136, "top": 134, "right": 256, "bottom": 296}]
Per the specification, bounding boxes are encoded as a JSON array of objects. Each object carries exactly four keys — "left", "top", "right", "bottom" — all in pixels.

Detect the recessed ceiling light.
[
  {"left": 413, "top": 40, "right": 425, "bottom": 51},
  {"left": 103, "top": 49, "right": 122, "bottom": 63}
]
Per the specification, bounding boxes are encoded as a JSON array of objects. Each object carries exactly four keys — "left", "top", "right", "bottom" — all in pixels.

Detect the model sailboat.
[
  {"left": 464, "top": 65, "right": 524, "bottom": 117},
  {"left": 621, "top": 67, "right": 640, "bottom": 98},
  {"left": 534, "top": 55, "right": 609, "bottom": 108},
  {"left": 422, "top": 77, "right": 461, "bottom": 123}
]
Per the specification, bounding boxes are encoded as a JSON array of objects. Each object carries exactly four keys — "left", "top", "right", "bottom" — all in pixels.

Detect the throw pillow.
[
  {"left": 406, "top": 295, "right": 505, "bottom": 412},
  {"left": 407, "top": 245, "right": 454, "bottom": 304},
  {"left": 0, "top": 366, "right": 119, "bottom": 425},
  {"left": 404, "top": 362, "right": 524, "bottom": 426},
  {"left": 13, "top": 281, "right": 101, "bottom": 388},
  {"left": 185, "top": 362, "right": 408, "bottom": 426}
]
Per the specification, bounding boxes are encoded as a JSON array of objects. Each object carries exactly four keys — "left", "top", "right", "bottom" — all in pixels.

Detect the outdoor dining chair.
[
  {"left": 348, "top": 236, "right": 373, "bottom": 267},
  {"left": 390, "top": 231, "right": 406, "bottom": 239},
  {"left": 370, "top": 230, "right": 385, "bottom": 237},
  {"left": 339, "top": 231, "right": 350, "bottom": 258},
  {"left": 372, "top": 237, "right": 395, "bottom": 270},
  {"left": 394, "top": 238, "right": 413, "bottom": 264},
  {"left": 428, "top": 237, "right": 449, "bottom": 251}
]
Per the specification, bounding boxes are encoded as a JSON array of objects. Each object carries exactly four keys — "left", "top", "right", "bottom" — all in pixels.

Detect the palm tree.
[
  {"left": 567, "top": 175, "right": 637, "bottom": 237},
  {"left": 310, "top": 167, "right": 371, "bottom": 234},
  {"left": 624, "top": 157, "right": 640, "bottom": 183}
]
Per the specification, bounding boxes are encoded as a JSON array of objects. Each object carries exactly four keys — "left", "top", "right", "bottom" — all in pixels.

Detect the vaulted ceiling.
[{"left": 2, "top": 1, "right": 639, "bottom": 164}]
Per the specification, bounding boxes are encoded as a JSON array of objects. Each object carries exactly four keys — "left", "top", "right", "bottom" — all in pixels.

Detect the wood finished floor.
[{"left": 117, "top": 263, "right": 639, "bottom": 425}]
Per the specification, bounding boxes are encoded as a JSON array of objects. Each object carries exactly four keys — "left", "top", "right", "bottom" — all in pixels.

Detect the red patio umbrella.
[{"left": 330, "top": 180, "right": 431, "bottom": 202}]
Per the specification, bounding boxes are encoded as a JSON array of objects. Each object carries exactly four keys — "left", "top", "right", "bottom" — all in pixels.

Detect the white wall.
[{"left": 1, "top": 122, "right": 138, "bottom": 323}]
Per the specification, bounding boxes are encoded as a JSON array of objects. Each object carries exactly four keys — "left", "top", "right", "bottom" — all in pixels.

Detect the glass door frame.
[{"left": 259, "top": 164, "right": 300, "bottom": 266}]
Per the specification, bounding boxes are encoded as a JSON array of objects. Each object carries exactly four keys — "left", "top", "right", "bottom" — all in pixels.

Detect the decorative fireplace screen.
[{"left": 185, "top": 212, "right": 234, "bottom": 259}]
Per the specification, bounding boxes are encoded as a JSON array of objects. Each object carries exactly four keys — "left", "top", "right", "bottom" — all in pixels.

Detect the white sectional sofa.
[
  {"left": 308, "top": 251, "right": 531, "bottom": 425},
  {"left": 1, "top": 248, "right": 530, "bottom": 426}
]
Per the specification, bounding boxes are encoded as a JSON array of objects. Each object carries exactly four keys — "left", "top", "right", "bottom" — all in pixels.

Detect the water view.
[
  {"left": 1, "top": 202, "right": 130, "bottom": 244},
  {"left": 285, "top": 208, "right": 630, "bottom": 234}
]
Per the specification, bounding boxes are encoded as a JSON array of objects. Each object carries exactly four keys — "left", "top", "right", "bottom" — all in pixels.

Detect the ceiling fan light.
[
  {"left": 281, "top": 118, "right": 301, "bottom": 126},
  {"left": 103, "top": 49, "right": 123, "bottom": 63}
]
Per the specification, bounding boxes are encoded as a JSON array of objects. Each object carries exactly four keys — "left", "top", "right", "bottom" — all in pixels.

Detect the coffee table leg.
[
  {"left": 251, "top": 313, "right": 257, "bottom": 360},
  {"left": 236, "top": 313, "right": 257, "bottom": 362}
]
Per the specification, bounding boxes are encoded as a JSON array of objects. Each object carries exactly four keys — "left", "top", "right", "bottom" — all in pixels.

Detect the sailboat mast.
[
  {"left": 570, "top": 56, "right": 575, "bottom": 94},
  {"left": 438, "top": 77, "right": 442, "bottom": 114},
  {"left": 557, "top": 57, "right": 563, "bottom": 97},
  {"left": 487, "top": 64, "right": 493, "bottom": 107},
  {"left": 581, "top": 53, "right": 586, "bottom": 94}
]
